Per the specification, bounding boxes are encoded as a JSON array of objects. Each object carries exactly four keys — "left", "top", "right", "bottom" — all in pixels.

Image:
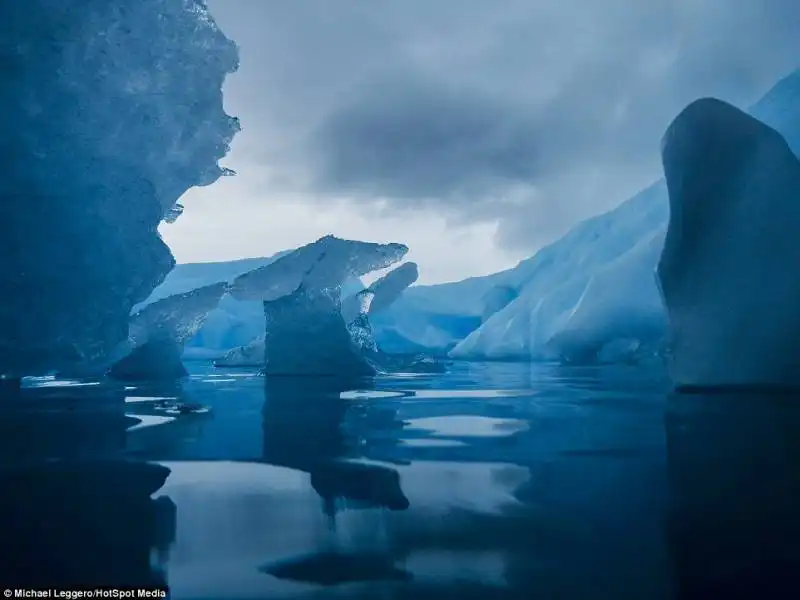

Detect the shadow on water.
[
  {"left": 0, "top": 457, "right": 175, "bottom": 588},
  {"left": 666, "top": 390, "right": 800, "bottom": 600},
  {"left": 262, "top": 376, "right": 410, "bottom": 517},
  {"left": 259, "top": 377, "right": 414, "bottom": 586},
  {"left": 0, "top": 381, "right": 175, "bottom": 588}
]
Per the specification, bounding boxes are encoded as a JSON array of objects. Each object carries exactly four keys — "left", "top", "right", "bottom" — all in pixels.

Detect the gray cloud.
[
  {"left": 309, "top": 74, "right": 541, "bottom": 204},
  {"left": 208, "top": 0, "right": 800, "bottom": 251}
]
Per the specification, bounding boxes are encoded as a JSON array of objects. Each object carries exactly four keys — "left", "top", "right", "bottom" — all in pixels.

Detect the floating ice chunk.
[{"left": 126, "top": 414, "right": 176, "bottom": 432}]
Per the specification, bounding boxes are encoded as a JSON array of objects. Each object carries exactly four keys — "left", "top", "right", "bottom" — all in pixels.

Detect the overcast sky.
[{"left": 163, "top": 0, "right": 800, "bottom": 284}]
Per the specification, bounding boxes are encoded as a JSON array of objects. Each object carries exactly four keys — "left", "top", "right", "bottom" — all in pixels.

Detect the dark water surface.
[{"left": 1, "top": 361, "right": 799, "bottom": 599}]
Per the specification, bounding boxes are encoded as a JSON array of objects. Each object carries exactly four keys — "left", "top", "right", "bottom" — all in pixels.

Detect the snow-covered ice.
[{"left": 450, "top": 68, "right": 800, "bottom": 365}]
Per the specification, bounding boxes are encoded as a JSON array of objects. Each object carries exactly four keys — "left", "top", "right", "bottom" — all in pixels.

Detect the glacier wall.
[
  {"left": 0, "top": 0, "right": 239, "bottom": 377},
  {"left": 451, "top": 68, "right": 800, "bottom": 364}
]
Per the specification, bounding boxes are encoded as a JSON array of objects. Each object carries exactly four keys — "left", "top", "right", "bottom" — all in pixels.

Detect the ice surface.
[
  {"left": 129, "top": 282, "right": 229, "bottom": 347},
  {"left": 0, "top": 0, "right": 238, "bottom": 376},
  {"left": 337, "top": 261, "right": 419, "bottom": 355},
  {"left": 262, "top": 286, "right": 376, "bottom": 377},
  {"left": 450, "top": 189, "right": 669, "bottom": 362},
  {"left": 163, "top": 203, "right": 185, "bottom": 224},
  {"left": 230, "top": 235, "right": 407, "bottom": 303},
  {"left": 109, "top": 337, "right": 188, "bottom": 381},
  {"left": 137, "top": 249, "right": 363, "bottom": 360},
  {"left": 367, "top": 262, "right": 419, "bottom": 315},
  {"left": 339, "top": 261, "right": 418, "bottom": 355},
  {"left": 658, "top": 98, "right": 800, "bottom": 388},
  {"left": 105, "top": 281, "right": 227, "bottom": 379},
  {"left": 341, "top": 290, "right": 375, "bottom": 326},
  {"left": 238, "top": 236, "right": 407, "bottom": 376},
  {"left": 216, "top": 244, "right": 436, "bottom": 374},
  {"left": 451, "top": 68, "right": 800, "bottom": 364},
  {"left": 232, "top": 236, "right": 409, "bottom": 375},
  {"left": 544, "top": 229, "right": 667, "bottom": 363},
  {"left": 344, "top": 291, "right": 379, "bottom": 354},
  {"left": 481, "top": 285, "right": 518, "bottom": 323},
  {"left": 213, "top": 335, "right": 266, "bottom": 368}
]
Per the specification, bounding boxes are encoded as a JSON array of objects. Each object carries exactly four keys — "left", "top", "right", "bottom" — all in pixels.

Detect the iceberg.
[
  {"left": 450, "top": 68, "right": 800, "bottom": 364},
  {"left": 0, "top": 0, "right": 238, "bottom": 378},
  {"left": 228, "top": 236, "right": 407, "bottom": 376},
  {"left": 136, "top": 253, "right": 365, "bottom": 359},
  {"left": 658, "top": 99, "right": 800, "bottom": 389},
  {"left": 218, "top": 258, "right": 422, "bottom": 371},
  {"left": 108, "top": 282, "right": 228, "bottom": 380}
]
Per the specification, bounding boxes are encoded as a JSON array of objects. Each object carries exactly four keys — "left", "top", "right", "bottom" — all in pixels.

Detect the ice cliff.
[
  {"left": 658, "top": 99, "right": 800, "bottom": 388},
  {"left": 450, "top": 68, "right": 800, "bottom": 364},
  {"left": 0, "top": 0, "right": 239, "bottom": 377}
]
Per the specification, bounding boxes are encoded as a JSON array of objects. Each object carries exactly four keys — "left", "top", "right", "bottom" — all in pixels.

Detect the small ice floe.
[
  {"left": 400, "top": 389, "right": 531, "bottom": 399},
  {"left": 339, "top": 390, "right": 408, "bottom": 401},
  {"left": 400, "top": 438, "right": 468, "bottom": 448},
  {"left": 125, "top": 396, "right": 179, "bottom": 404},
  {"left": 126, "top": 414, "right": 176, "bottom": 432},
  {"left": 406, "top": 416, "right": 528, "bottom": 438},
  {"left": 162, "top": 403, "right": 211, "bottom": 415},
  {"left": 26, "top": 379, "right": 102, "bottom": 388}
]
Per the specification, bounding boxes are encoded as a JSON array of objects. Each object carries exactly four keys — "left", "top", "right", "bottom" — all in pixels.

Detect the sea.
[{"left": 1, "top": 360, "right": 798, "bottom": 599}]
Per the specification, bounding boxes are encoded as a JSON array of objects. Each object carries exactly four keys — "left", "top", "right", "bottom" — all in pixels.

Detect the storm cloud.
[{"left": 205, "top": 0, "right": 800, "bottom": 253}]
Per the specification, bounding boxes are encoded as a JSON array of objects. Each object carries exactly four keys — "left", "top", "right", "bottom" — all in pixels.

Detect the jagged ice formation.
[
  {"left": 128, "top": 282, "right": 230, "bottom": 347},
  {"left": 218, "top": 257, "right": 421, "bottom": 371},
  {"left": 225, "top": 236, "right": 409, "bottom": 376},
  {"left": 230, "top": 235, "right": 407, "bottom": 303},
  {"left": 0, "top": 0, "right": 239, "bottom": 378},
  {"left": 108, "top": 281, "right": 229, "bottom": 380}
]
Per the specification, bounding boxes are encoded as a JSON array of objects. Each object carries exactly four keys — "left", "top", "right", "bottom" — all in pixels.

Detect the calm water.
[{"left": 1, "top": 361, "right": 799, "bottom": 599}]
